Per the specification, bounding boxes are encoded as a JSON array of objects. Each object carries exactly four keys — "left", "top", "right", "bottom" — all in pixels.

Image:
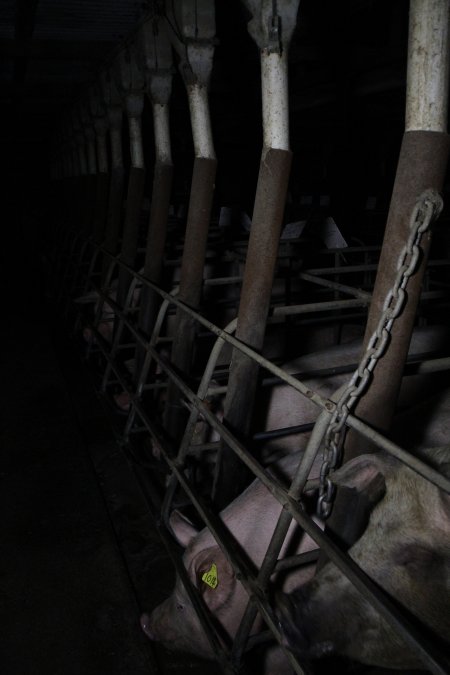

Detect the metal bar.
[
  {"left": 92, "top": 171, "right": 109, "bottom": 244},
  {"left": 77, "top": 248, "right": 450, "bottom": 447},
  {"left": 135, "top": 162, "right": 174, "bottom": 378},
  {"left": 348, "top": 135, "right": 450, "bottom": 447},
  {"left": 304, "top": 259, "right": 450, "bottom": 275},
  {"left": 102, "top": 103, "right": 125, "bottom": 283},
  {"left": 125, "top": 365, "right": 450, "bottom": 674},
  {"left": 213, "top": 148, "right": 292, "bottom": 509},
  {"left": 231, "top": 414, "right": 331, "bottom": 667},
  {"left": 65, "top": 230, "right": 450, "bottom": 674},
  {"left": 164, "top": 156, "right": 218, "bottom": 440},
  {"left": 298, "top": 271, "right": 372, "bottom": 299},
  {"left": 341, "top": 0, "right": 450, "bottom": 459},
  {"left": 117, "top": 166, "right": 147, "bottom": 307}
]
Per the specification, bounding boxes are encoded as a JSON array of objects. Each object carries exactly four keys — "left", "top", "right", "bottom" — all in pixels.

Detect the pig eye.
[{"left": 176, "top": 603, "right": 185, "bottom": 612}]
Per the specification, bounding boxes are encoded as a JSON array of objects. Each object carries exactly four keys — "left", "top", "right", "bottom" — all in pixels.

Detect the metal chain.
[{"left": 317, "top": 189, "right": 444, "bottom": 519}]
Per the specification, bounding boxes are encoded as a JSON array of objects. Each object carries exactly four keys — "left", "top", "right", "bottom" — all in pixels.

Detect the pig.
[
  {"left": 140, "top": 451, "right": 323, "bottom": 673},
  {"left": 276, "top": 445, "right": 450, "bottom": 669},
  {"left": 189, "top": 324, "right": 450, "bottom": 462},
  {"left": 389, "top": 385, "right": 450, "bottom": 450}
]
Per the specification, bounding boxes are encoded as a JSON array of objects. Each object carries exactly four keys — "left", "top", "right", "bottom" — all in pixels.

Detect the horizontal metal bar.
[
  {"left": 271, "top": 298, "right": 370, "bottom": 316},
  {"left": 299, "top": 271, "right": 372, "bottom": 300},
  {"left": 306, "top": 259, "right": 450, "bottom": 276},
  {"left": 66, "top": 234, "right": 450, "bottom": 674}
]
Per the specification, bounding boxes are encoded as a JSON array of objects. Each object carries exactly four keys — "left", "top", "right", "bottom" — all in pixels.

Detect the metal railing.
[{"left": 52, "top": 227, "right": 450, "bottom": 675}]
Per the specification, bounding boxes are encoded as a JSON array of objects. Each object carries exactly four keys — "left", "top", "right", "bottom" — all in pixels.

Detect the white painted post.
[{"left": 406, "top": 0, "right": 450, "bottom": 132}]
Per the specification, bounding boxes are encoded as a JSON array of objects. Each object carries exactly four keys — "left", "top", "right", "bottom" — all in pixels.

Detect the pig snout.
[
  {"left": 140, "top": 607, "right": 176, "bottom": 647},
  {"left": 140, "top": 613, "right": 156, "bottom": 640}
]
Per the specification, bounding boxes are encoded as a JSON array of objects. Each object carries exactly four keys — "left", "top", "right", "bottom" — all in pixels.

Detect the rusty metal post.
[
  {"left": 134, "top": 15, "right": 174, "bottom": 376},
  {"left": 348, "top": 0, "right": 450, "bottom": 455},
  {"left": 71, "top": 106, "right": 90, "bottom": 234},
  {"left": 168, "top": 156, "right": 217, "bottom": 360},
  {"left": 162, "top": 0, "right": 218, "bottom": 440},
  {"left": 99, "top": 67, "right": 125, "bottom": 282},
  {"left": 113, "top": 44, "right": 146, "bottom": 308},
  {"left": 61, "top": 114, "right": 77, "bottom": 231},
  {"left": 212, "top": 0, "right": 300, "bottom": 509},
  {"left": 89, "top": 83, "right": 109, "bottom": 244},
  {"left": 79, "top": 98, "right": 98, "bottom": 235},
  {"left": 325, "top": 0, "right": 450, "bottom": 551}
]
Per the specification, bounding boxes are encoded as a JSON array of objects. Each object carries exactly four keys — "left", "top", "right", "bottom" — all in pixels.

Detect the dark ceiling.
[{"left": 2, "top": 0, "right": 412, "bottom": 231}]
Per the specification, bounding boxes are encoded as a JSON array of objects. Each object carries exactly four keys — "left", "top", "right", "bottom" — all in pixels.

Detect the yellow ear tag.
[{"left": 202, "top": 563, "right": 218, "bottom": 589}]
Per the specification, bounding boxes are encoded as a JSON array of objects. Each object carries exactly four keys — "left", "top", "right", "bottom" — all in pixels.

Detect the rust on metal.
[
  {"left": 213, "top": 147, "right": 292, "bottom": 509},
  {"left": 350, "top": 130, "right": 450, "bottom": 455},
  {"left": 164, "top": 156, "right": 217, "bottom": 440},
  {"left": 321, "top": 129, "right": 450, "bottom": 558},
  {"left": 117, "top": 166, "right": 146, "bottom": 307},
  {"left": 102, "top": 166, "right": 125, "bottom": 282},
  {"left": 135, "top": 161, "right": 174, "bottom": 377},
  {"left": 92, "top": 171, "right": 109, "bottom": 244}
]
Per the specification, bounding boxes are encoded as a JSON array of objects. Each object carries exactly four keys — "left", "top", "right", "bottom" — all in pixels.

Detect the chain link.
[{"left": 317, "top": 189, "right": 443, "bottom": 518}]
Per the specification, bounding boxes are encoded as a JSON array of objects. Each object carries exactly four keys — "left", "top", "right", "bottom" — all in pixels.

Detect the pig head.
[
  {"left": 141, "top": 528, "right": 242, "bottom": 657},
  {"left": 277, "top": 447, "right": 450, "bottom": 669},
  {"left": 140, "top": 452, "right": 322, "bottom": 663}
]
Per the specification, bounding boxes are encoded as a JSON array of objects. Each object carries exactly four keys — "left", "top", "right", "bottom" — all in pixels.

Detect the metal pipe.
[
  {"left": 137, "top": 162, "right": 173, "bottom": 339},
  {"left": 153, "top": 102, "right": 172, "bottom": 164},
  {"left": 100, "top": 69, "right": 125, "bottom": 280},
  {"left": 163, "top": 157, "right": 218, "bottom": 439},
  {"left": 187, "top": 83, "right": 216, "bottom": 159},
  {"left": 351, "top": 98, "right": 450, "bottom": 443},
  {"left": 232, "top": 413, "right": 332, "bottom": 666},
  {"left": 326, "top": 0, "right": 450, "bottom": 556},
  {"left": 114, "top": 46, "right": 146, "bottom": 308},
  {"left": 128, "top": 112, "right": 145, "bottom": 169},
  {"left": 161, "top": 0, "right": 217, "bottom": 438},
  {"left": 80, "top": 249, "right": 450, "bottom": 499},
  {"left": 406, "top": 0, "right": 450, "bottom": 132},
  {"left": 134, "top": 16, "right": 174, "bottom": 373},
  {"left": 90, "top": 84, "right": 110, "bottom": 244},
  {"left": 79, "top": 98, "right": 99, "bottom": 236},
  {"left": 211, "top": 0, "right": 299, "bottom": 508},
  {"left": 213, "top": 148, "right": 292, "bottom": 508},
  {"left": 261, "top": 50, "right": 289, "bottom": 150}
]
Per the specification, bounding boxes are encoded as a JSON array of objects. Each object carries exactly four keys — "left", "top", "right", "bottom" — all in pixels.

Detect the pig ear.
[
  {"left": 192, "top": 546, "right": 236, "bottom": 611},
  {"left": 169, "top": 510, "right": 199, "bottom": 548},
  {"left": 331, "top": 453, "right": 394, "bottom": 492}
]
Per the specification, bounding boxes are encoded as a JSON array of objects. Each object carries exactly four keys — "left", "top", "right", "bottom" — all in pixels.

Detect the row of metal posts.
[
  {"left": 51, "top": 0, "right": 306, "bottom": 511},
  {"left": 48, "top": 0, "right": 450, "bottom": 672},
  {"left": 326, "top": 0, "right": 450, "bottom": 551}
]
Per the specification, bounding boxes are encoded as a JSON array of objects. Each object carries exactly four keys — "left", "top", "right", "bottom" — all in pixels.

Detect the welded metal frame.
[{"left": 58, "top": 233, "right": 450, "bottom": 675}]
